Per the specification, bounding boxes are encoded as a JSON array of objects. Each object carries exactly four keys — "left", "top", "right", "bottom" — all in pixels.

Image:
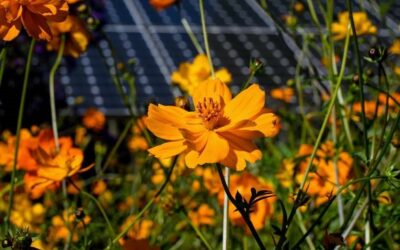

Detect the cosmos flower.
[
  {"left": 0, "top": 0, "right": 69, "bottom": 41},
  {"left": 331, "top": 12, "right": 377, "bottom": 41},
  {"left": 22, "top": 129, "right": 92, "bottom": 198},
  {"left": 171, "top": 54, "right": 232, "bottom": 95},
  {"left": 82, "top": 107, "right": 106, "bottom": 132},
  {"left": 47, "top": 15, "right": 90, "bottom": 58},
  {"left": 145, "top": 78, "right": 280, "bottom": 170}
]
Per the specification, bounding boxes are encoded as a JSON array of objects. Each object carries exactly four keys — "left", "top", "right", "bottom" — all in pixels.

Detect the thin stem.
[
  {"left": 346, "top": 0, "right": 369, "bottom": 160},
  {"left": 216, "top": 164, "right": 265, "bottom": 250},
  {"left": 101, "top": 118, "right": 135, "bottom": 173},
  {"left": 292, "top": 196, "right": 336, "bottom": 249},
  {"left": 181, "top": 18, "right": 204, "bottom": 54},
  {"left": 107, "top": 157, "right": 178, "bottom": 248},
  {"left": 364, "top": 83, "right": 400, "bottom": 107},
  {"left": 342, "top": 111, "right": 400, "bottom": 229},
  {"left": 342, "top": 199, "right": 369, "bottom": 239},
  {"left": 49, "top": 35, "right": 66, "bottom": 152},
  {"left": 295, "top": 211, "right": 316, "bottom": 250},
  {"left": 81, "top": 190, "right": 116, "bottom": 239},
  {"left": 222, "top": 167, "right": 229, "bottom": 250},
  {"left": 5, "top": 39, "right": 36, "bottom": 232},
  {"left": 199, "top": 0, "right": 214, "bottom": 77},
  {"left": 298, "top": 24, "right": 351, "bottom": 191},
  {"left": 0, "top": 48, "right": 7, "bottom": 89}
]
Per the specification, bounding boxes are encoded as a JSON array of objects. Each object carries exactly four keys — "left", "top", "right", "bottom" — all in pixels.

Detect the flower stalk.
[
  {"left": 216, "top": 164, "right": 266, "bottom": 250},
  {"left": 49, "top": 35, "right": 66, "bottom": 152},
  {"left": 199, "top": 0, "right": 214, "bottom": 77},
  {"left": 5, "top": 39, "right": 36, "bottom": 232}
]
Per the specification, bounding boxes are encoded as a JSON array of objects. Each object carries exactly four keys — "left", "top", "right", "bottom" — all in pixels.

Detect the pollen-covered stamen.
[{"left": 196, "top": 97, "right": 222, "bottom": 129}]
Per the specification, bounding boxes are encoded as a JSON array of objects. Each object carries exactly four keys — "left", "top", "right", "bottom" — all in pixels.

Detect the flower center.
[{"left": 196, "top": 97, "right": 222, "bottom": 130}]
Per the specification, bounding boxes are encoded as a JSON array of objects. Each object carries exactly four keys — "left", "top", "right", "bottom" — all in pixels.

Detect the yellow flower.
[
  {"left": 82, "top": 107, "right": 106, "bottom": 131},
  {"left": 171, "top": 54, "right": 232, "bottom": 95},
  {"left": 0, "top": 0, "right": 69, "bottom": 41},
  {"left": 188, "top": 204, "right": 215, "bottom": 226},
  {"left": 47, "top": 15, "right": 90, "bottom": 58},
  {"left": 145, "top": 78, "right": 280, "bottom": 170},
  {"left": 8, "top": 194, "right": 46, "bottom": 233},
  {"left": 389, "top": 39, "right": 400, "bottom": 56},
  {"left": 332, "top": 12, "right": 377, "bottom": 41},
  {"left": 48, "top": 211, "right": 91, "bottom": 243}
]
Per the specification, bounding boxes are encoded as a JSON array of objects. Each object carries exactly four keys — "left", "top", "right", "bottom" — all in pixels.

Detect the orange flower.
[
  {"left": 0, "top": 0, "right": 69, "bottom": 41},
  {"left": 270, "top": 87, "right": 294, "bottom": 103},
  {"left": 120, "top": 216, "right": 154, "bottom": 240},
  {"left": 47, "top": 15, "right": 90, "bottom": 58},
  {"left": 389, "top": 39, "right": 400, "bottom": 56},
  {"left": 378, "top": 92, "right": 400, "bottom": 110},
  {"left": 331, "top": 12, "right": 377, "bottom": 41},
  {"left": 145, "top": 78, "right": 280, "bottom": 170},
  {"left": 218, "top": 172, "right": 275, "bottom": 232},
  {"left": 296, "top": 141, "right": 353, "bottom": 205},
  {"left": 0, "top": 128, "right": 38, "bottom": 172},
  {"left": 352, "top": 100, "right": 383, "bottom": 120},
  {"left": 149, "top": 0, "right": 176, "bottom": 11},
  {"left": 188, "top": 204, "right": 215, "bottom": 226},
  {"left": 22, "top": 129, "right": 92, "bottom": 198},
  {"left": 82, "top": 107, "right": 106, "bottom": 131}
]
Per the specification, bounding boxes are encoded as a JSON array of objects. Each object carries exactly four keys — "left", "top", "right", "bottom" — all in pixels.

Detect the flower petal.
[
  {"left": 148, "top": 140, "right": 187, "bottom": 159},
  {"left": 218, "top": 132, "right": 262, "bottom": 170},
  {"left": 235, "top": 113, "right": 280, "bottom": 138},
  {"left": 192, "top": 78, "right": 232, "bottom": 108},
  {"left": 197, "top": 131, "right": 229, "bottom": 165},
  {"left": 185, "top": 150, "right": 200, "bottom": 168},
  {"left": 223, "top": 84, "right": 265, "bottom": 124},
  {"left": 145, "top": 104, "right": 187, "bottom": 140}
]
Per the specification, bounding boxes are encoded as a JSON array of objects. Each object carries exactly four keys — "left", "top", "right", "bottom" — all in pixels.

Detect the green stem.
[
  {"left": 346, "top": 0, "right": 369, "bottom": 160},
  {"left": 365, "top": 83, "right": 400, "bottom": 107},
  {"left": 49, "top": 35, "right": 66, "bottom": 151},
  {"left": 298, "top": 24, "right": 351, "bottom": 191},
  {"left": 342, "top": 111, "right": 400, "bottom": 229},
  {"left": 81, "top": 190, "right": 116, "bottom": 239},
  {"left": 241, "top": 69, "right": 256, "bottom": 90},
  {"left": 291, "top": 196, "right": 336, "bottom": 249},
  {"left": 101, "top": 118, "right": 135, "bottom": 173},
  {"left": 0, "top": 48, "right": 7, "bottom": 89},
  {"left": 5, "top": 39, "right": 36, "bottom": 232},
  {"left": 199, "top": 0, "right": 215, "bottom": 77},
  {"left": 181, "top": 18, "right": 204, "bottom": 54},
  {"left": 107, "top": 156, "right": 178, "bottom": 248}
]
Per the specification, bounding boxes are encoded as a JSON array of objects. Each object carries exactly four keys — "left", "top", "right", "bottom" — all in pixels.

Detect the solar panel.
[{"left": 60, "top": 0, "right": 399, "bottom": 116}]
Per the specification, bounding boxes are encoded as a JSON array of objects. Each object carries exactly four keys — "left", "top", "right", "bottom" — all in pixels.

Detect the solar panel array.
[{"left": 60, "top": 0, "right": 400, "bottom": 116}]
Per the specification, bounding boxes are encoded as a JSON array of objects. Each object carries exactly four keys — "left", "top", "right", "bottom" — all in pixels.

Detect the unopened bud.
[{"left": 174, "top": 96, "right": 190, "bottom": 110}]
